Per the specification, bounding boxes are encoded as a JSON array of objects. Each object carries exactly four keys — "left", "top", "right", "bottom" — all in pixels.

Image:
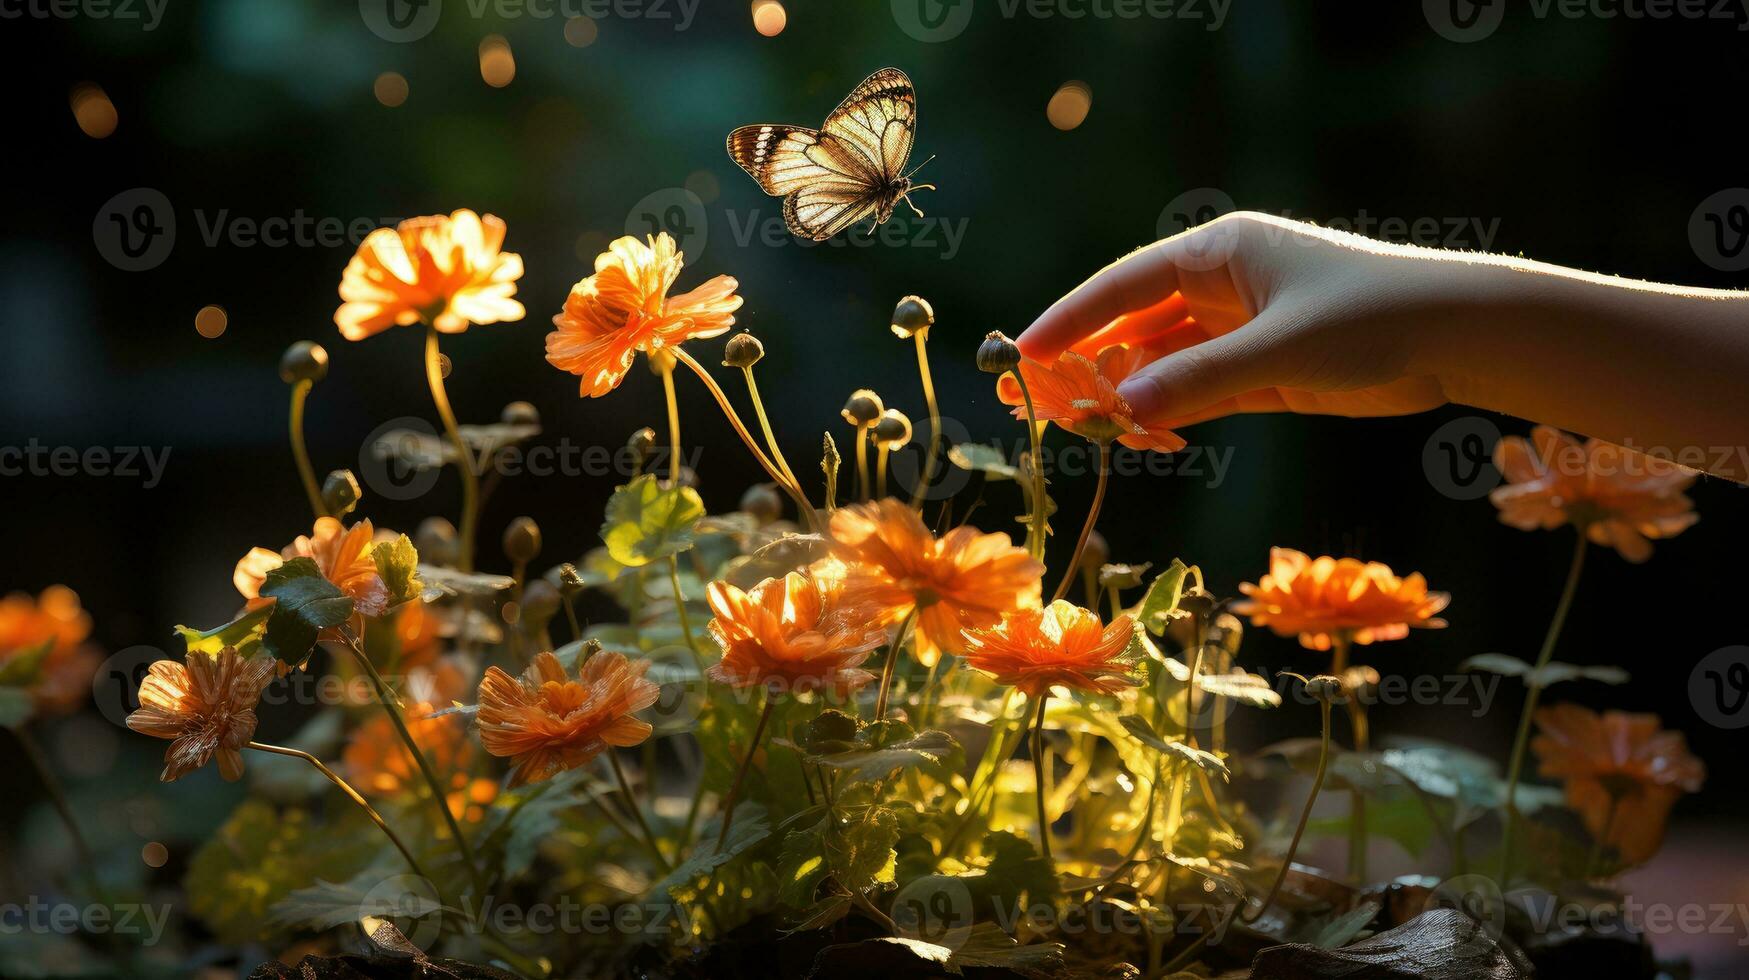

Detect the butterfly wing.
[
  {"left": 820, "top": 67, "right": 917, "bottom": 184},
  {"left": 783, "top": 182, "right": 882, "bottom": 242}
]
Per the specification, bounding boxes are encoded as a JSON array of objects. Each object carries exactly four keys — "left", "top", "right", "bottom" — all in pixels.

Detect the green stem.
[
  {"left": 909, "top": 331, "right": 942, "bottom": 509},
  {"left": 424, "top": 326, "right": 478, "bottom": 571},
  {"left": 1010, "top": 369, "right": 1048, "bottom": 561},
  {"left": 1051, "top": 440, "right": 1111, "bottom": 602},
  {"left": 717, "top": 695, "right": 773, "bottom": 851},
  {"left": 672, "top": 348, "right": 817, "bottom": 531},
  {"left": 1243, "top": 698, "right": 1332, "bottom": 923},
  {"left": 873, "top": 610, "right": 918, "bottom": 720},
  {"left": 660, "top": 358, "right": 683, "bottom": 486},
  {"left": 855, "top": 427, "right": 871, "bottom": 501},
  {"left": 247, "top": 741, "right": 430, "bottom": 881},
  {"left": 17, "top": 727, "right": 97, "bottom": 876},
  {"left": 669, "top": 556, "right": 707, "bottom": 677},
  {"left": 1032, "top": 694, "right": 1053, "bottom": 866},
  {"left": 1329, "top": 635, "right": 1368, "bottom": 884},
  {"left": 288, "top": 379, "right": 324, "bottom": 519},
  {"left": 341, "top": 628, "right": 486, "bottom": 897},
  {"left": 607, "top": 751, "right": 672, "bottom": 872},
  {"left": 1499, "top": 531, "right": 1588, "bottom": 885},
  {"left": 741, "top": 366, "right": 800, "bottom": 491}
]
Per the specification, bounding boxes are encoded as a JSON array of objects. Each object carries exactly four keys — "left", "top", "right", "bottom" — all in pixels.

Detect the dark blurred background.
[{"left": 4, "top": 0, "right": 1748, "bottom": 972}]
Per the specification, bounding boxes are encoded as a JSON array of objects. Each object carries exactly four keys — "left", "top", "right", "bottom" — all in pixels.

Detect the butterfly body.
[{"left": 729, "top": 68, "right": 936, "bottom": 242}]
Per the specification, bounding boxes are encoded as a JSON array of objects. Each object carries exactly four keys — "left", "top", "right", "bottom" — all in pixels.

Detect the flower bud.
[
  {"left": 873, "top": 408, "right": 912, "bottom": 449},
  {"left": 502, "top": 516, "right": 542, "bottom": 565},
  {"left": 842, "top": 389, "right": 883, "bottom": 427},
  {"left": 279, "top": 341, "right": 329, "bottom": 385},
  {"left": 723, "top": 332, "right": 765, "bottom": 369},
  {"left": 558, "top": 562, "right": 585, "bottom": 595},
  {"left": 628, "top": 427, "right": 657, "bottom": 459},
  {"left": 741, "top": 483, "right": 783, "bottom": 524},
  {"left": 321, "top": 469, "right": 361, "bottom": 517},
  {"left": 977, "top": 331, "right": 1022, "bottom": 374},
  {"left": 416, "top": 517, "right": 458, "bottom": 567},
  {"left": 890, "top": 295, "right": 935, "bottom": 339},
  {"left": 501, "top": 401, "right": 540, "bottom": 427},
  {"left": 1303, "top": 674, "right": 1344, "bottom": 703}
]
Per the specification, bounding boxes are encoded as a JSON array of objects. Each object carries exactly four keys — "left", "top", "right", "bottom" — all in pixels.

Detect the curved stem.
[
  {"left": 288, "top": 380, "right": 324, "bottom": 519},
  {"left": 717, "top": 694, "right": 774, "bottom": 851},
  {"left": 1010, "top": 370, "right": 1048, "bottom": 561},
  {"left": 1051, "top": 440, "right": 1111, "bottom": 602},
  {"left": 660, "top": 359, "right": 683, "bottom": 486},
  {"left": 669, "top": 556, "right": 707, "bottom": 677},
  {"left": 247, "top": 741, "right": 430, "bottom": 881},
  {"left": 855, "top": 427, "right": 871, "bottom": 502},
  {"left": 740, "top": 366, "right": 800, "bottom": 490},
  {"left": 424, "top": 326, "right": 478, "bottom": 571},
  {"left": 873, "top": 610, "right": 918, "bottom": 720},
  {"left": 1032, "top": 694, "right": 1053, "bottom": 866},
  {"left": 672, "top": 348, "right": 817, "bottom": 531},
  {"left": 1330, "top": 634, "right": 1368, "bottom": 884},
  {"left": 340, "top": 628, "right": 486, "bottom": 897},
  {"left": 1499, "top": 531, "right": 1589, "bottom": 884},
  {"left": 909, "top": 331, "right": 942, "bottom": 509},
  {"left": 17, "top": 727, "right": 96, "bottom": 875},
  {"left": 876, "top": 446, "right": 890, "bottom": 499},
  {"left": 607, "top": 751, "right": 672, "bottom": 872},
  {"left": 1241, "top": 699, "right": 1332, "bottom": 924}
]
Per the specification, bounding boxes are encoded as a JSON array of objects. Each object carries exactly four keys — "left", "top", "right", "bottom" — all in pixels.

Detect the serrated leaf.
[
  {"left": 175, "top": 604, "right": 271, "bottom": 658},
  {"left": 259, "top": 557, "right": 354, "bottom": 664},
  {"left": 1138, "top": 559, "right": 1191, "bottom": 635},
  {"left": 601, "top": 474, "right": 705, "bottom": 567},
  {"left": 270, "top": 870, "right": 447, "bottom": 930},
  {"left": 0, "top": 687, "right": 34, "bottom": 729},
  {"left": 1120, "top": 714, "right": 1229, "bottom": 779},
  {"left": 825, "top": 806, "right": 899, "bottom": 893},
  {"left": 947, "top": 443, "right": 1018, "bottom": 480},
  {"left": 372, "top": 534, "right": 424, "bottom": 608},
  {"left": 812, "top": 722, "right": 964, "bottom": 784},
  {"left": 775, "top": 819, "right": 830, "bottom": 907},
  {"left": 417, "top": 564, "right": 516, "bottom": 598}
]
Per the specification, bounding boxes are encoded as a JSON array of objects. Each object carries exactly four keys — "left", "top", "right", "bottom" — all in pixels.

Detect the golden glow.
[
  {"left": 141, "top": 842, "right": 169, "bottom": 868},
  {"left": 752, "top": 0, "right": 786, "bottom": 36},
  {"left": 70, "top": 83, "right": 117, "bottom": 139},
  {"left": 564, "top": 15, "right": 598, "bottom": 47},
  {"left": 194, "top": 305, "right": 228, "bottom": 339},
  {"left": 479, "top": 35, "right": 516, "bottom": 88},
  {"left": 1046, "top": 80, "right": 1092, "bottom": 131},
  {"left": 373, "top": 72, "right": 409, "bottom": 108}
]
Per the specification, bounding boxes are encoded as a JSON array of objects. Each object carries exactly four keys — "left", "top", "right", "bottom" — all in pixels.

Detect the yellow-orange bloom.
[
  {"left": 125, "top": 648, "right": 276, "bottom": 782},
  {"left": 997, "top": 345, "right": 1185, "bottom": 451},
  {"left": 335, "top": 209, "right": 525, "bottom": 340},
  {"left": 1531, "top": 703, "right": 1705, "bottom": 866},
  {"left": 961, "top": 601, "right": 1138, "bottom": 699},
  {"left": 826, "top": 498, "right": 1045, "bottom": 667},
  {"left": 476, "top": 650, "right": 658, "bottom": 787},
  {"left": 545, "top": 232, "right": 742, "bottom": 398},
  {"left": 234, "top": 517, "right": 392, "bottom": 619},
  {"left": 1491, "top": 425, "right": 1698, "bottom": 563},
  {"left": 1234, "top": 547, "right": 1449, "bottom": 652},
  {"left": 0, "top": 586, "right": 99, "bottom": 716},
  {"left": 344, "top": 701, "right": 495, "bottom": 822},
  {"left": 705, "top": 568, "right": 889, "bottom": 694}
]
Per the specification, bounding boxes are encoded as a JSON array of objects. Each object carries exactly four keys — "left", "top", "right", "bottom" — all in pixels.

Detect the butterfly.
[{"left": 727, "top": 67, "right": 937, "bottom": 243}]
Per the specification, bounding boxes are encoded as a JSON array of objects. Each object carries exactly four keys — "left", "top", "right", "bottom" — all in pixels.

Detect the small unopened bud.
[
  {"left": 723, "top": 333, "right": 765, "bottom": 369},
  {"left": 280, "top": 341, "right": 329, "bottom": 385},
  {"left": 502, "top": 516, "right": 542, "bottom": 565},
  {"left": 628, "top": 427, "right": 657, "bottom": 459},
  {"left": 741, "top": 483, "right": 783, "bottom": 524},
  {"left": 1079, "top": 530, "right": 1110, "bottom": 571},
  {"left": 873, "top": 408, "right": 913, "bottom": 448},
  {"left": 977, "top": 331, "right": 1022, "bottom": 374},
  {"left": 501, "top": 401, "right": 540, "bottom": 427},
  {"left": 890, "top": 295, "right": 935, "bottom": 339},
  {"left": 842, "top": 389, "right": 883, "bottom": 427},
  {"left": 1303, "top": 674, "right": 1344, "bottom": 703},
  {"left": 415, "top": 517, "right": 458, "bottom": 567},
  {"left": 558, "top": 562, "right": 585, "bottom": 595},
  {"left": 321, "top": 469, "right": 362, "bottom": 517}
]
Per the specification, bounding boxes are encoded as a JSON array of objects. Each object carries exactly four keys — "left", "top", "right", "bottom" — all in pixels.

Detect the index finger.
[{"left": 1018, "top": 240, "right": 1183, "bottom": 361}]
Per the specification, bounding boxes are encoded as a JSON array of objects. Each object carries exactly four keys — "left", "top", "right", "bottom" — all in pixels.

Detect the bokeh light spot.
[
  {"left": 1046, "top": 80, "right": 1093, "bottom": 131},
  {"left": 70, "top": 83, "right": 117, "bottom": 139},
  {"left": 480, "top": 35, "right": 516, "bottom": 88},
  {"left": 195, "top": 305, "right": 228, "bottom": 339},
  {"left": 564, "top": 15, "right": 598, "bottom": 47},
  {"left": 752, "top": 0, "right": 786, "bottom": 36},
  {"left": 374, "top": 72, "right": 409, "bottom": 108},
  {"left": 141, "top": 842, "right": 169, "bottom": 868}
]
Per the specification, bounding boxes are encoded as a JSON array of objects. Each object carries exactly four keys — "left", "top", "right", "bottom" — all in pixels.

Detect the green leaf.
[
  {"left": 812, "top": 721, "right": 965, "bottom": 784},
  {"left": 947, "top": 443, "right": 1018, "bottom": 480},
  {"left": 786, "top": 894, "right": 852, "bottom": 933},
  {"left": 825, "top": 806, "right": 900, "bottom": 893},
  {"left": 601, "top": 474, "right": 706, "bottom": 567},
  {"left": 1196, "top": 670, "right": 1282, "bottom": 708},
  {"left": 418, "top": 564, "right": 516, "bottom": 598},
  {"left": 270, "top": 869, "right": 447, "bottom": 931},
  {"left": 775, "top": 820, "right": 830, "bottom": 907},
  {"left": 1460, "top": 653, "right": 1628, "bottom": 689},
  {"left": 175, "top": 604, "right": 271, "bottom": 658},
  {"left": 0, "top": 637, "right": 55, "bottom": 688},
  {"left": 1119, "top": 714, "right": 1229, "bottom": 779},
  {"left": 1138, "top": 559, "right": 1191, "bottom": 635},
  {"left": 0, "top": 687, "right": 34, "bottom": 729},
  {"left": 1458, "top": 653, "right": 1534, "bottom": 677},
  {"left": 966, "top": 830, "right": 1058, "bottom": 919},
  {"left": 372, "top": 534, "right": 424, "bottom": 608},
  {"left": 950, "top": 922, "right": 1066, "bottom": 975},
  {"left": 1311, "top": 900, "right": 1381, "bottom": 948},
  {"left": 259, "top": 557, "right": 355, "bottom": 664}
]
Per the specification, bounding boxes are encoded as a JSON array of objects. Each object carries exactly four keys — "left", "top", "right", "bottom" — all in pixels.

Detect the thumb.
[{"left": 1115, "top": 315, "right": 1297, "bottom": 420}]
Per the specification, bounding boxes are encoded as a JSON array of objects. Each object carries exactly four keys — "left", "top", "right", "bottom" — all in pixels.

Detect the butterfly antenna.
[{"left": 904, "top": 154, "right": 937, "bottom": 180}]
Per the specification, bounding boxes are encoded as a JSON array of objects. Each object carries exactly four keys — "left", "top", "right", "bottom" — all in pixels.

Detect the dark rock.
[{"left": 1248, "top": 909, "right": 1522, "bottom": 979}]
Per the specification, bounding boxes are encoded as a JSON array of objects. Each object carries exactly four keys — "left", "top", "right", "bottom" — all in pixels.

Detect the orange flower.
[
  {"left": 0, "top": 586, "right": 99, "bottom": 716},
  {"left": 705, "top": 567, "right": 889, "bottom": 695},
  {"left": 1491, "top": 425, "right": 1698, "bottom": 563},
  {"left": 997, "top": 344, "right": 1185, "bottom": 451},
  {"left": 826, "top": 498, "right": 1045, "bottom": 667},
  {"left": 345, "top": 701, "right": 494, "bottom": 821},
  {"left": 1531, "top": 703, "right": 1705, "bottom": 866},
  {"left": 335, "top": 209, "right": 525, "bottom": 340},
  {"left": 235, "top": 517, "right": 392, "bottom": 619},
  {"left": 1234, "top": 547, "right": 1449, "bottom": 652},
  {"left": 961, "top": 601, "right": 1138, "bottom": 699},
  {"left": 545, "top": 232, "right": 742, "bottom": 398},
  {"left": 476, "top": 650, "right": 659, "bottom": 787},
  {"left": 125, "top": 648, "right": 276, "bottom": 782}
]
